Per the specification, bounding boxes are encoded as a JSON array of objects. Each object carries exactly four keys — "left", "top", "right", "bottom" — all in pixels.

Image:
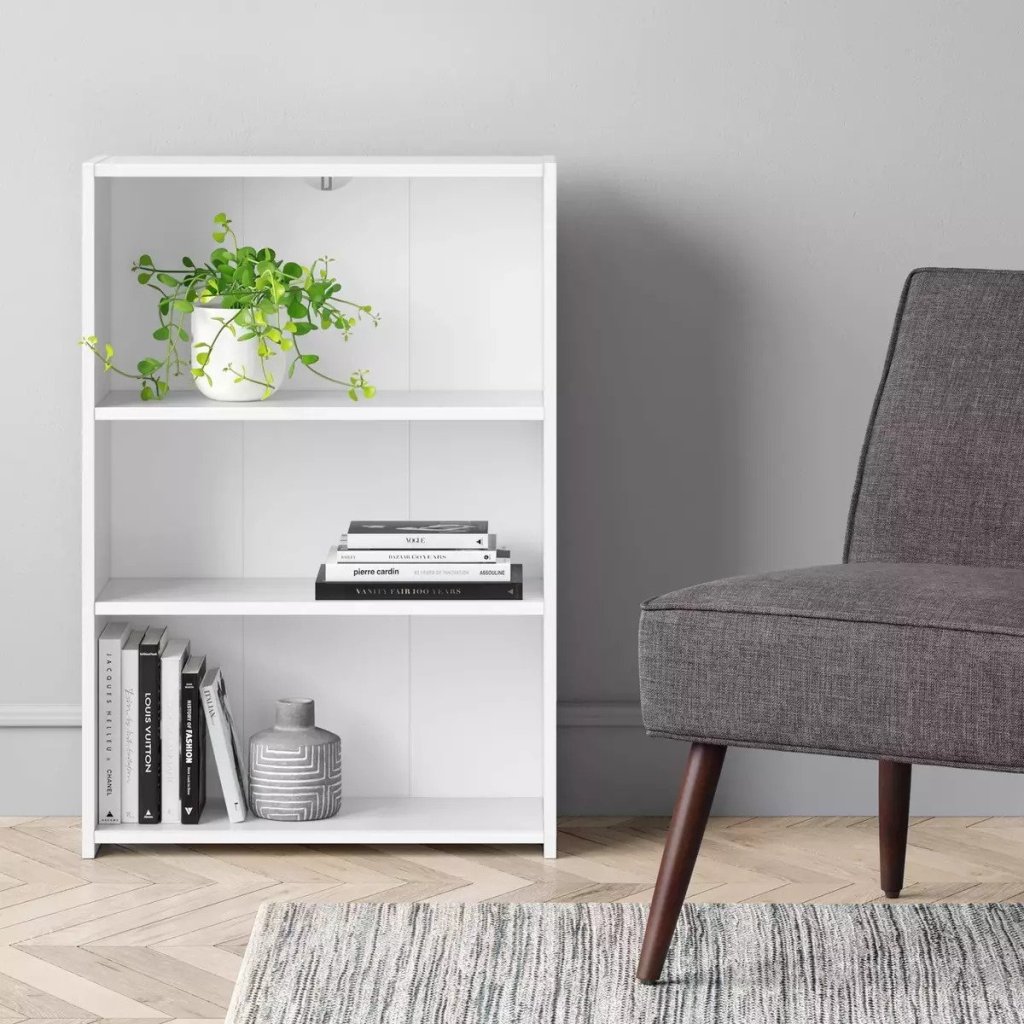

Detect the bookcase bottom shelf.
[{"left": 94, "top": 797, "right": 544, "bottom": 846}]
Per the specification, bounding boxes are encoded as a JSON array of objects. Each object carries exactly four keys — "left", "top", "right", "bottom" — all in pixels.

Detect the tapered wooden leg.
[
  {"left": 879, "top": 759, "right": 912, "bottom": 898},
  {"left": 636, "top": 742, "right": 727, "bottom": 984}
]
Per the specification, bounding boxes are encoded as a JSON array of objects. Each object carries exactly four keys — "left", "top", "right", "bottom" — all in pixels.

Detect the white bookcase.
[{"left": 81, "top": 156, "right": 556, "bottom": 858}]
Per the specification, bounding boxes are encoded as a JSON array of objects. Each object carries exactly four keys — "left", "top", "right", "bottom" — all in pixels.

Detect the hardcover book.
[
  {"left": 324, "top": 561, "right": 513, "bottom": 583},
  {"left": 180, "top": 655, "right": 207, "bottom": 825},
  {"left": 200, "top": 668, "right": 247, "bottom": 823},
  {"left": 345, "top": 521, "right": 492, "bottom": 549},
  {"left": 315, "top": 563, "right": 523, "bottom": 600},
  {"left": 330, "top": 544, "right": 510, "bottom": 564},
  {"left": 160, "top": 638, "right": 190, "bottom": 825},
  {"left": 120, "top": 629, "right": 145, "bottom": 824},
  {"left": 97, "top": 621, "right": 130, "bottom": 824},
  {"left": 138, "top": 626, "right": 168, "bottom": 824}
]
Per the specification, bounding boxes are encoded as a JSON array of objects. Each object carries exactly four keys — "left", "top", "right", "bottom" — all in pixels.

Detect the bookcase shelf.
[
  {"left": 95, "top": 389, "right": 545, "bottom": 422},
  {"left": 96, "top": 796, "right": 543, "bottom": 845},
  {"left": 96, "top": 576, "right": 544, "bottom": 616},
  {"left": 82, "top": 156, "right": 557, "bottom": 859}
]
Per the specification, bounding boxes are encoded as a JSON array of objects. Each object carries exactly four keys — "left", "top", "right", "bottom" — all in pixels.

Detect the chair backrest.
[{"left": 845, "top": 268, "right": 1024, "bottom": 568}]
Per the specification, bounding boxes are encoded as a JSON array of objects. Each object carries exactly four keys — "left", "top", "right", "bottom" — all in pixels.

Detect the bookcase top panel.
[{"left": 91, "top": 156, "right": 553, "bottom": 178}]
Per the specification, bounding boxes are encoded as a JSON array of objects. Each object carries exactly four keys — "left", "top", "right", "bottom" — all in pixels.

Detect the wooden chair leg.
[
  {"left": 636, "top": 742, "right": 727, "bottom": 984},
  {"left": 879, "top": 759, "right": 911, "bottom": 898}
]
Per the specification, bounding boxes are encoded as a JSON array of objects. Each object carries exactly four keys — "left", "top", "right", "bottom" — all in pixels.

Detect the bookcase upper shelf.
[{"left": 95, "top": 389, "right": 544, "bottom": 422}]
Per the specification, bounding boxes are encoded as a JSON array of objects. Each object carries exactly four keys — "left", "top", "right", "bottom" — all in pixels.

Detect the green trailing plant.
[{"left": 82, "top": 213, "right": 379, "bottom": 400}]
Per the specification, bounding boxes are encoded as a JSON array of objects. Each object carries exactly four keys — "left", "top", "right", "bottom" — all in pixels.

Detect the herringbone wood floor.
[{"left": 0, "top": 815, "right": 1022, "bottom": 1022}]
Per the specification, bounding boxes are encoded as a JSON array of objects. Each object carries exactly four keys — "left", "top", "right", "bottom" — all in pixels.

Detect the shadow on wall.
[{"left": 557, "top": 182, "right": 753, "bottom": 706}]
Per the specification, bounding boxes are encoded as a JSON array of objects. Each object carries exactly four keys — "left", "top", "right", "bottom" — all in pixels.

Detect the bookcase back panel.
[
  {"left": 101, "top": 176, "right": 543, "bottom": 395},
  {"left": 97, "top": 614, "right": 542, "bottom": 800},
  {"left": 107, "top": 421, "right": 543, "bottom": 581}
]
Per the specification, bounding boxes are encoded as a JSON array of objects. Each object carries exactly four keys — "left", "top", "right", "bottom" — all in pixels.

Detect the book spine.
[
  {"left": 316, "top": 566, "right": 523, "bottom": 601},
  {"left": 324, "top": 563, "right": 512, "bottom": 583},
  {"left": 160, "top": 645, "right": 187, "bottom": 825},
  {"left": 138, "top": 649, "right": 161, "bottom": 823},
  {"left": 332, "top": 547, "right": 511, "bottom": 564},
  {"left": 121, "top": 645, "right": 139, "bottom": 823},
  {"left": 180, "top": 680, "right": 205, "bottom": 824},
  {"left": 97, "top": 635, "right": 122, "bottom": 824},
  {"left": 201, "top": 685, "right": 246, "bottom": 824},
  {"left": 343, "top": 532, "right": 493, "bottom": 550}
]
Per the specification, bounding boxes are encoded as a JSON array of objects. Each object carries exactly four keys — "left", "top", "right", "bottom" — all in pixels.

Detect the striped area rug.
[{"left": 227, "top": 901, "right": 1024, "bottom": 1023}]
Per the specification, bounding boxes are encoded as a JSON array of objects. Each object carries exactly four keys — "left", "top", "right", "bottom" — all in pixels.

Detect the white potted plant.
[{"left": 83, "top": 213, "right": 379, "bottom": 402}]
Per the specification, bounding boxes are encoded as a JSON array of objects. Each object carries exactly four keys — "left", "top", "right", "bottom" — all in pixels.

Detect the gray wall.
[{"left": 3, "top": 0, "right": 1023, "bottom": 815}]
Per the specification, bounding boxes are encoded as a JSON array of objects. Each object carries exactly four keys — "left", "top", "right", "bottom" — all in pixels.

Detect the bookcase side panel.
[
  {"left": 410, "top": 618, "right": 543, "bottom": 798},
  {"left": 242, "top": 177, "right": 410, "bottom": 391},
  {"left": 242, "top": 617, "right": 411, "bottom": 798},
  {"left": 409, "top": 178, "right": 543, "bottom": 391},
  {"left": 110, "top": 422, "right": 245, "bottom": 578},
  {"left": 409, "top": 421, "right": 543, "bottom": 583},
  {"left": 241, "top": 422, "right": 409, "bottom": 578}
]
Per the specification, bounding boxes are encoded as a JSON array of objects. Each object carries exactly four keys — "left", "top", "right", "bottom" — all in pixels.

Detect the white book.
[
  {"left": 324, "top": 560, "right": 512, "bottom": 583},
  {"left": 120, "top": 629, "right": 145, "bottom": 824},
  {"left": 330, "top": 544, "right": 510, "bottom": 564},
  {"left": 201, "top": 668, "right": 247, "bottom": 823},
  {"left": 160, "top": 638, "right": 190, "bottom": 825},
  {"left": 343, "top": 521, "right": 493, "bottom": 550},
  {"left": 97, "top": 622, "right": 130, "bottom": 824}
]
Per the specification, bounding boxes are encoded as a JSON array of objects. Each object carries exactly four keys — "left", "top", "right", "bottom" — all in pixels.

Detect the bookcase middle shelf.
[{"left": 95, "top": 577, "right": 545, "bottom": 616}]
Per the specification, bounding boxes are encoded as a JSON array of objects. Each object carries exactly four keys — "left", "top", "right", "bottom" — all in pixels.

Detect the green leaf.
[
  {"left": 294, "top": 322, "right": 314, "bottom": 335},
  {"left": 300, "top": 353, "right": 319, "bottom": 365},
  {"left": 212, "top": 231, "right": 226, "bottom": 243},
  {"left": 137, "top": 272, "right": 152, "bottom": 285},
  {"left": 172, "top": 299, "right": 194, "bottom": 313},
  {"left": 140, "top": 385, "right": 155, "bottom": 401},
  {"left": 104, "top": 343, "right": 114, "bottom": 361},
  {"left": 157, "top": 272, "right": 179, "bottom": 288},
  {"left": 362, "top": 385, "right": 376, "bottom": 399},
  {"left": 138, "top": 254, "right": 153, "bottom": 267},
  {"left": 282, "top": 262, "right": 302, "bottom": 279},
  {"left": 137, "top": 357, "right": 162, "bottom": 375},
  {"left": 156, "top": 380, "right": 169, "bottom": 397},
  {"left": 288, "top": 358, "right": 298, "bottom": 379},
  {"left": 196, "top": 351, "right": 209, "bottom": 366},
  {"left": 182, "top": 256, "right": 195, "bottom": 268},
  {"left": 284, "top": 321, "right": 297, "bottom": 332},
  {"left": 261, "top": 386, "right": 273, "bottom": 400},
  {"left": 152, "top": 326, "right": 170, "bottom": 341},
  {"left": 178, "top": 327, "right": 189, "bottom": 342},
  {"left": 213, "top": 213, "right": 228, "bottom": 224},
  {"left": 191, "top": 368, "right": 205, "bottom": 377},
  {"left": 347, "top": 388, "right": 358, "bottom": 401}
]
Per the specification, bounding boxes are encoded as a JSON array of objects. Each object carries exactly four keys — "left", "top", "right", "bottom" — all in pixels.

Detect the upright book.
[
  {"left": 345, "top": 521, "right": 491, "bottom": 549},
  {"left": 316, "top": 563, "right": 523, "bottom": 600},
  {"left": 138, "top": 626, "right": 168, "bottom": 824},
  {"left": 120, "top": 629, "right": 145, "bottom": 824},
  {"left": 97, "top": 622, "right": 130, "bottom": 824},
  {"left": 160, "top": 638, "right": 190, "bottom": 825},
  {"left": 180, "top": 655, "right": 207, "bottom": 825},
  {"left": 201, "top": 668, "right": 247, "bottom": 823}
]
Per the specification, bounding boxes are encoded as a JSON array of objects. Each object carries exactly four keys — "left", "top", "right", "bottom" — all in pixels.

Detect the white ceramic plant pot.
[{"left": 190, "top": 306, "right": 285, "bottom": 402}]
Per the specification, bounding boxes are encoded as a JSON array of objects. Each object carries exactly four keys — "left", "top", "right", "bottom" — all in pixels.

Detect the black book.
[
  {"left": 138, "top": 625, "right": 167, "bottom": 824},
  {"left": 180, "top": 655, "right": 207, "bottom": 825},
  {"left": 315, "top": 563, "right": 523, "bottom": 600}
]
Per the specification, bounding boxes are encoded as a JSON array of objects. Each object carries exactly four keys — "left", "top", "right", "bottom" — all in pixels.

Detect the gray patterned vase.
[{"left": 248, "top": 699, "right": 342, "bottom": 821}]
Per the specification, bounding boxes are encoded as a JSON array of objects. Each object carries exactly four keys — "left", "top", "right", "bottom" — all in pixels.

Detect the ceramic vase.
[
  {"left": 190, "top": 306, "right": 285, "bottom": 402},
  {"left": 248, "top": 699, "right": 342, "bottom": 821}
]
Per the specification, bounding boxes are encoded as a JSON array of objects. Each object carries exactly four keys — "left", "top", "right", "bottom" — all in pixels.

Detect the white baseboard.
[
  {"left": 1, "top": 701, "right": 634, "bottom": 730},
  {"left": 0, "top": 704, "right": 81, "bottom": 727}
]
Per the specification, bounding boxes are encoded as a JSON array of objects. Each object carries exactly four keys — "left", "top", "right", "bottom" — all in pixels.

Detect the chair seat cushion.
[{"left": 639, "top": 562, "right": 1024, "bottom": 771}]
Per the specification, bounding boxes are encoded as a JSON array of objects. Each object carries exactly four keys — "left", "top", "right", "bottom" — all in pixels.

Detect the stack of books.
[
  {"left": 96, "top": 623, "right": 248, "bottom": 827},
  {"left": 315, "top": 520, "right": 523, "bottom": 600}
]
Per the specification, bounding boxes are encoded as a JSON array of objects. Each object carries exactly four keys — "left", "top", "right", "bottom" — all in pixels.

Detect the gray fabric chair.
[{"left": 636, "top": 268, "right": 1024, "bottom": 983}]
